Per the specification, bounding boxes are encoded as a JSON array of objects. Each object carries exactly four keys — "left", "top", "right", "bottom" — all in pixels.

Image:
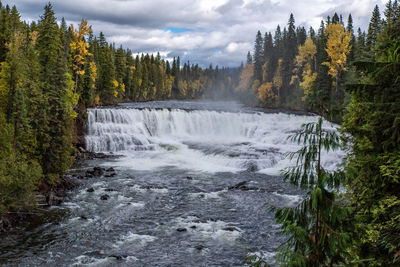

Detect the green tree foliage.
[
  {"left": 0, "top": 3, "right": 239, "bottom": 219},
  {"left": 366, "top": 5, "right": 382, "bottom": 52},
  {"left": 36, "top": 3, "right": 74, "bottom": 184},
  {"left": 275, "top": 118, "right": 351, "bottom": 265},
  {"left": 253, "top": 30, "right": 264, "bottom": 82},
  {"left": 239, "top": 11, "right": 368, "bottom": 120},
  {"left": 342, "top": 2, "right": 400, "bottom": 264}
]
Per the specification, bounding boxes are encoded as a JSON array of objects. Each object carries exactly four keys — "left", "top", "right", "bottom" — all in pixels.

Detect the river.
[{"left": 0, "top": 101, "right": 343, "bottom": 266}]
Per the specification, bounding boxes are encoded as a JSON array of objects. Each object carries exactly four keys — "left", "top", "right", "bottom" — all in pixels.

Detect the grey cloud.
[{"left": 3, "top": 0, "right": 388, "bottom": 67}]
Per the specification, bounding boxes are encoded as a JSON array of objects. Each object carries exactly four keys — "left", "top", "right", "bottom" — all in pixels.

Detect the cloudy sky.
[{"left": 4, "top": 0, "right": 386, "bottom": 67}]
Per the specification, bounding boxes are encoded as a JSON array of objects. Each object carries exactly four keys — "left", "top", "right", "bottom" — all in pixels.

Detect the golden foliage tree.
[
  {"left": 235, "top": 63, "right": 254, "bottom": 92},
  {"left": 258, "top": 82, "right": 276, "bottom": 106},
  {"left": 70, "top": 19, "right": 92, "bottom": 93},
  {"left": 323, "top": 23, "right": 351, "bottom": 91},
  {"left": 294, "top": 38, "right": 317, "bottom": 101}
]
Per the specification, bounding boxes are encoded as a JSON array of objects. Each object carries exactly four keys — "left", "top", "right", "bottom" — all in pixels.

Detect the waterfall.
[{"left": 85, "top": 108, "right": 343, "bottom": 174}]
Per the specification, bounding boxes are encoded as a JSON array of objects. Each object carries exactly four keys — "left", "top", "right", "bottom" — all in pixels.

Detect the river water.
[{"left": 0, "top": 101, "right": 343, "bottom": 266}]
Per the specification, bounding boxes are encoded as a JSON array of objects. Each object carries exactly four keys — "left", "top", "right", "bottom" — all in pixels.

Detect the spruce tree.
[
  {"left": 281, "top": 14, "right": 297, "bottom": 105},
  {"left": 343, "top": 6, "right": 400, "bottom": 265},
  {"left": 275, "top": 118, "right": 351, "bottom": 265},
  {"left": 366, "top": 5, "right": 382, "bottom": 56},
  {"left": 253, "top": 30, "right": 263, "bottom": 82},
  {"left": 37, "top": 3, "right": 73, "bottom": 183},
  {"left": 246, "top": 51, "right": 252, "bottom": 65}
]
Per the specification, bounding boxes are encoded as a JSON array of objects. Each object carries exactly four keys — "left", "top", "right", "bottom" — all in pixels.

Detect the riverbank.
[{"left": 0, "top": 149, "right": 115, "bottom": 233}]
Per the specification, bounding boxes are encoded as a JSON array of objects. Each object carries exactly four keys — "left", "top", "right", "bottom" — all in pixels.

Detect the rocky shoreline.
[{"left": 0, "top": 147, "right": 117, "bottom": 233}]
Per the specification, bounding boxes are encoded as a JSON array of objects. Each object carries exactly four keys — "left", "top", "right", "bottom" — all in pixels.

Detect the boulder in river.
[
  {"left": 100, "top": 194, "right": 110, "bottom": 200},
  {"left": 105, "top": 172, "right": 116, "bottom": 178},
  {"left": 85, "top": 166, "right": 105, "bottom": 177},
  {"left": 228, "top": 181, "right": 248, "bottom": 190},
  {"left": 86, "top": 188, "right": 94, "bottom": 193},
  {"left": 195, "top": 245, "right": 206, "bottom": 251},
  {"left": 177, "top": 228, "right": 187, "bottom": 232}
]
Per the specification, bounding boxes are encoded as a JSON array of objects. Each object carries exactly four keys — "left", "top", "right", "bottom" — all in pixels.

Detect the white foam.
[
  {"left": 113, "top": 232, "right": 157, "bottom": 248},
  {"left": 72, "top": 255, "right": 112, "bottom": 266},
  {"left": 86, "top": 108, "right": 343, "bottom": 174},
  {"left": 174, "top": 216, "right": 241, "bottom": 243},
  {"left": 189, "top": 189, "right": 227, "bottom": 200},
  {"left": 131, "top": 185, "right": 168, "bottom": 194}
]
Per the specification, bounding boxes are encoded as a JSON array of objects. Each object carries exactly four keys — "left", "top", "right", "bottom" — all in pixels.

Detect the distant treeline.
[
  {"left": 237, "top": 5, "right": 386, "bottom": 120},
  {"left": 0, "top": 2, "right": 236, "bottom": 218}
]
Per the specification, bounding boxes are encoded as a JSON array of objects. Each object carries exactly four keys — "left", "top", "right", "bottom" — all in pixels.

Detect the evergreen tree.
[
  {"left": 366, "top": 5, "right": 382, "bottom": 56},
  {"left": 246, "top": 51, "right": 252, "bottom": 64},
  {"left": 253, "top": 30, "right": 263, "bottom": 82},
  {"left": 347, "top": 14, "right": 355, "bottom": 62},
  {"left": 343, "top": 6, "right": 400, "bottom": 265},
  {"left": 281, "top": 13, "right": 297, "bottom": 105},
  {"left": 37, "top": 3, "right": 73, "bottom": 183},
  {"left": 275, "top": 118, "right": 350, "bottom": 265}
]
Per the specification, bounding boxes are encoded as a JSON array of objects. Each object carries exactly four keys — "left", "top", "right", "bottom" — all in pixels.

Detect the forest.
[
  {"left": 236, "top": 6, "right": 384, "bottom": 121},
  {"left": 242, "top": 2, "right": 400, "bottom": 265},
  {"left": 0, "top": 3, "right": 236, "bottom": 219},
  {"left": 0, "top": 0, "right": 399, "bottom": 266}
]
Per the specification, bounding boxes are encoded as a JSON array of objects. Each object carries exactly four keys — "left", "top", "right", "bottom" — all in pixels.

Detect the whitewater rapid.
[
  {"left": 85, "top": 108, "right": 343, "bottom": 175},
  {"left": 1, "top": 102, "right": 345, "bottom": 266}
]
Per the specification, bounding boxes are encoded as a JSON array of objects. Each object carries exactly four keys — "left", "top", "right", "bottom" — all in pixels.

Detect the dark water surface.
[{"left": 0, "top": 101, "right": 341, "bottom": 266}]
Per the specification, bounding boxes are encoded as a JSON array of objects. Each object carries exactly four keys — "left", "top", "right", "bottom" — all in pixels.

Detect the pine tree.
[
  {"left": 343, "top": 5, "right": 400, "bottom": 265},
  {"left": 253, "top": 30, "right": 263, "bottom": 82},
  {"left": 246, "top": 51, "right": 252, "bottom": 64},
  {"left": 281, "top": 14, "right": 297, "bottom": 104},
  {"left": 366, "top": 5, "right": 382, "bottom": 56},
  {"left": 37, "top": 3, "right": 73, "bottom": 183},
  {"left": 275, "top": 118, "right": 351, "bottom": 265},
  {"left": 347, "top": 14, "right": 355, "bottom": 62}
]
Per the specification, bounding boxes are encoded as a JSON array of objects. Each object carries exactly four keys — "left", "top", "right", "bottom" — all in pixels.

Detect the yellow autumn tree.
[
  {"left": 258, "top": 82, "right": 276, "bottom": 106},
  {"left": 323, "top": 23, "right": 351, "bottom": 91},
  {"left": 70, "top": 19, "right": 92, "bottom": 93},
  {"left": 235, "top": 64, "right": 254, "bottom": 93},
  {"left": 294, "top": 38, "right": 317, "bottom": 101}
]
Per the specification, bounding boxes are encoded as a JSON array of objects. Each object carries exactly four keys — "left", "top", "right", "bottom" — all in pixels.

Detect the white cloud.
[{"left": 3, "top": 0, "right": 388, "bottom": 67}]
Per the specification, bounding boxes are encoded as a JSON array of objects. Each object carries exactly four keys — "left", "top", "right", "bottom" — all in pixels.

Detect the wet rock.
[
  {"left": 248, "top": 163, "right": 258, "bottom": 172},
  {"left": 86, "top": 188, "right": 94, "bottom": 193},
  {"left": 78, "top": 146, "right": 87, "bottom": 153},
  {"left": 108, "top": 255, "right": 125, "bottom": 260},
  {"left": 186, "top": 176, "right": 193, "bottom": 180},
  {"left": 106, "top": 167, "right": 115, "bottom": 172},
  {"left": 80, "top": 215, "right": 88, "bottom": 220},
  {"left": 93, "top": 166, "right": 104, "bottom": 176},
  {"left": 86, "top": 166, "right": 104, "bottom": 177},
  {"left": 105, "top": 172, "right": 116, "bottom": 178},
  {"left": 195, "top": 245, "right": 206, "bottom": 251},
  {"left": 223, "top": 227, "right": 239, "bottom": 232},
  {"left": 100, "top": 194, "right": 110, "bottom": 200},
  {"left": 228, "top": 181, "right": 248, "bottom": 190},
  {"left": 190, "top": 225, "right": 197, "bottom": 229},
  {"left": 177, "top": 228, "right": 187, "bottom": 232}
]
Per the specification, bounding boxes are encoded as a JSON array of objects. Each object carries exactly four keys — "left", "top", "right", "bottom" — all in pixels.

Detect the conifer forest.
[{"left": 0, "top": 1, "right": 399, "bottom": 266}]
